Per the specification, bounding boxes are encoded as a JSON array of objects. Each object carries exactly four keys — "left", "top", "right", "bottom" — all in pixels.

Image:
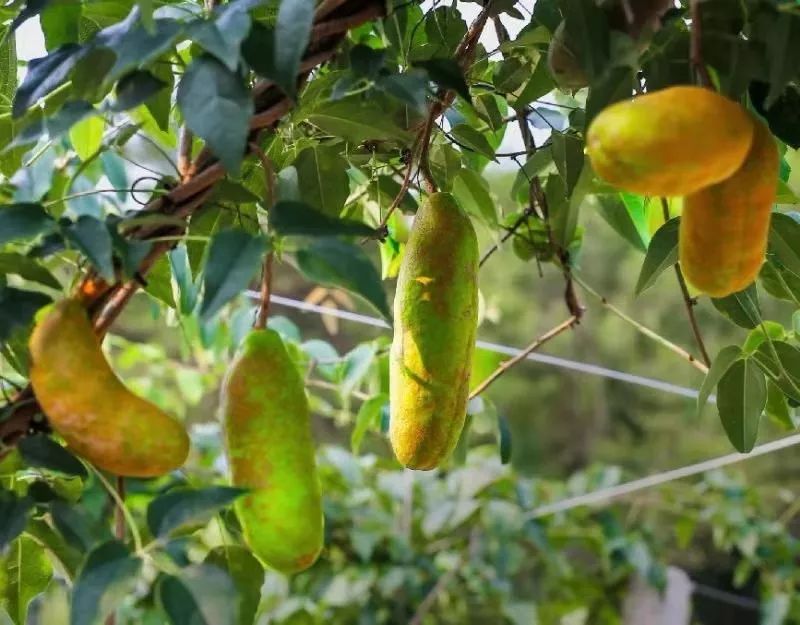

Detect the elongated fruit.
[
  {"left": 680, "top": 116, "right": 778, "bottom": 298},
  {"left": 587, "top": 86, "right": 755, "bottom": 196},
  {"left": 29, "top": 300, "right": 189, "bottom": 477},
  {"left": 390, "top": 193, "right": 479, "bottom": 470},
  {"left": 221, "top": 329, "right": 323, "bottom": 574}
]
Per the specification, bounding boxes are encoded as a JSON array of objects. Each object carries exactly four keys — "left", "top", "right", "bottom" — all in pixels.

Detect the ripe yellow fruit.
[
  {"left": 587, "top": 86, "right": 755, "bottom": 196},
  {"left": 221, "top": 329, "right": 323, "bottom": 574},
  {"left": 390, "top": 193, "right": 479, "bottom": 470},
  {"left": 29, "top": 300, "right": 189, "bottom": 477},
  {"left": 680, "top": 116, "right": 778, "bottom": 298}
]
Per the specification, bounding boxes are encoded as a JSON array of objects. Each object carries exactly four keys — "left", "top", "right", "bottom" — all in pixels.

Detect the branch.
[
  {"left": 574, "top": 274, "right": 710, "bottom": 375},
  {"left": 661, "top": 198, "right": 711, "bottom": 366},
  {"left": 689, "top": 0, "right": 713, "bottom": 88},
  {"left": 0, "top": 0, "right": 387, "bottom": 450},
  {"left": 469, "top": 316, "right": 579, "bottom": 399},
  {"left": 254, "top": 252, "right": 274, "bottom": 330}
]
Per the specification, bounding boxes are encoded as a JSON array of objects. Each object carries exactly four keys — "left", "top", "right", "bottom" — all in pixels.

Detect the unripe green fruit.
[
  {"left": 390, "top": 193, "right": 479, "bottom": 470},
  {"left": 29, "top": 300, "right": 189, "bottom": 477},
  {"left": 221, "top": 329, "right": 323, "bottom": 574},
  {"left": 547, "top": 22, "right": 588, "bottom": 90}
]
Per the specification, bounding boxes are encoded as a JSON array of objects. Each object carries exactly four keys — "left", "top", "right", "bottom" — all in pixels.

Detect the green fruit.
[
  {"left": 547, "top": 22, "right": 588, "bottom": 90},
  {"left": 29, "top": 300, "right": 189, "bottom": 477},
  {"left": 390, "top": 193, "right": 479, "bottom": 470},
  {"left": 221, "top": 329, "right": 323, "bottom": 574}
]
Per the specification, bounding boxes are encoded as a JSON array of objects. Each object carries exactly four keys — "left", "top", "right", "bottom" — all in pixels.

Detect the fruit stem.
[
  {"left": 574, "top": 273, "right": 710, "bottom": 375},
  {"left": 661, "top": 198, "right": 711, "bottom": 367},
  {"left": 90, "top": 465, "right": 143, "bottom": 553},
  {"left": 689, "top": 0, "right": 713, "bottom": 88},
  {"left": 254, "top": 252, "right": 274, "bottom": 330}
]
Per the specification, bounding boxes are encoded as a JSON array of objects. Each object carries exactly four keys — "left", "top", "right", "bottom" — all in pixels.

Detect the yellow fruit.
[
  {"left": 680, "top": 116, "right": 778, "bottom": 298},
  {"left": 28, "top": 300, "right": 189, "bottom": 477},
  {"left": 587, "top": 86, "right": 755, "bottom": 196},
  {"left": 390, "top": 193, "right": 479, "bottom": 470},
  {"left": 221, "top": 329, "right": 323, "bottom": 574}
]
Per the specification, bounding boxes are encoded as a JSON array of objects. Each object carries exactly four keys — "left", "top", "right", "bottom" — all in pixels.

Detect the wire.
[
  {"left": 525, "top": 433, "right": 800, "bottom": 519},
  {"left": 692, "top": 583, "right": 760, "bottom": 611},
  {"left": 255, "top": 292, "right": 710, "bottom": 402}
]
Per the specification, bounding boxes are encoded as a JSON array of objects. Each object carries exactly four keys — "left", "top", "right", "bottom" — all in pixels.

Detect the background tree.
[{"left": 1, "top": 0, "right": 800, "bottom": 623}]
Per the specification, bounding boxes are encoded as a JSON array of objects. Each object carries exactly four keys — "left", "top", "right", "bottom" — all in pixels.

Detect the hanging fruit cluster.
[{"left": 587, "top": 85, "right": 779, "bottom": 298}]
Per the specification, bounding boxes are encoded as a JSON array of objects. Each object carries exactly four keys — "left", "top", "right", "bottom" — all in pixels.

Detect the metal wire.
[{"left": 254, "top": 292, "right": 710, "bottom": 402}]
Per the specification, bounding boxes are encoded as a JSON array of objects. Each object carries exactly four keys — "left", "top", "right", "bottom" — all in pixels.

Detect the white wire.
[
  {"left": 526, "top": 433, "right": 800, "bottom": 519},
  {"left": 255, "top": 292, "right": 710, "bottom": 402}
]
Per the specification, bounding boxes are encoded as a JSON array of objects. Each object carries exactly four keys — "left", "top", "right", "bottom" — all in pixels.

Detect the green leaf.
[
  {"left": 596, "top": 194, "right": 649, "bottom": 253},
  {"left": 95, "top": 9, "right": 182, "bottom": 80},
  {"left": 17, "top": 435, "right": 87, "bottom": 477},
  {"left": 188, "top": 2, "right": 252, "bottom": 72},
  {"left": 697, "top": 345, "right": 741, "bottom": 415},
  {"left": 293, "top": 145, "right": 350, "bottom": 217},
  {"left": 742, "top": 321, "right": 786, "bottom": 355},
  {"left": 0, "top": 30, "right": 17, "bottom": 113},
  {"left": 177, "top": 55, "right": 253, "bottom": 175},
  {"left": 296, "top": 237, "right": 391, "bottom": 321},
  {"left": 145, "top": 60, "right": 173, "bottom": 132},
  {"left": 0, "top": 286, "right": 51, "bottom": 343},
  {"left": 769, "top": 212, "right": 800, "bottom": 277},
  {"left": 0, "top": 204, "right": 55, "bottom": 246},
  {"left": 199, "top": 229, "right": 267, "bottom": 321},
  {"left": 0, "top": 536, "right": 52, "bottom": 625},
  {"left": 110, "top": 70, "right": 166, "bottom": 111},
  {"left": 143, "top": 256, "right": 175, "bottom": 308},
  {"left": 340, "top": 342, "right": 377, "bottom": 397},
  {"left": 428, "top": 142, "right": 462, "bottom": 192},
  {"left": 71, "top": 541, "right": 141, "bottom": 625},
  {"left": 0, "top": 253, "right": 60, "bottom": 289},
  {"left": 147, "top": 486, "right": 246, "bottom": 538},
  {"left": 40, "top": 0, "right": 81, "bottom": 49},
  {"left": 273, "top": 0, "right": 314, "bottom": 98},
  {"left": 63, "top": 216, "right": 115, "bottom": 282},
  {"left": 717, "top": 358, "right": 766, "bottom": 453},
  {"left": 551, "top": 132, "right": 584, "bottom": 196},
  {"left": 635, "top": 217, "right": 679, "bottom": 295},
  {"left": 204, "top": 547, "right": 263, "bottom": 625},
  {"left": 351, "top": 394, "right": 387, "bottom": 454},
  {"left": 0, "top": 491, "right": 33, "bottom": 551},
  {"left": 450, "top": 124, "right": 495, "bottom": 160},
  {"left": 413, "top": 58, "right": 470, "bottom": 102},
  {"left": 711, "top": 285, "right": 761, "bottom": 329},
  {"left": 766, "top": 381, "right": 797, "bottom": 430},
  {"left": 560, "top": 0, "right": 609, "bottom": 80},
  {"left": 24, "top": 519, "right": 82, "bottom": 580},
  {"left": 169, "top": 245, "right": 197, "bottom": 314},
  {"left": 301, "top": 97, "right": 414, "bottom": 145},
  {"left": 452, "top": 169, "right": 496, "bottom": 225},
  {"left": 12, "top": 44, "right": 85, "bottom": 117},
  {"left": 50, "top": 501, "right": 107, "bottom": 552},
  {"left": 759, "top": 259, "right": 800, "bottom": 303},
  {"left": 68, "top": 114, "right": 104, "bottom": 161},
  {"left": 241, "top": 22, "right": 275, "bottom": 79},
  {"left": 752, "top": 341, "right": 800, "bottom": 403},
  {"left": 271, "top": 200, "right": 376, "bottom": 238}
]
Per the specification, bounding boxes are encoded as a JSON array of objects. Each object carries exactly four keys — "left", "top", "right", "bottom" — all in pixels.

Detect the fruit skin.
[
  {"left": 390, "top": 193, "right": 479, "bottom": 471},
  {"left": 587, "top": 86, "right": 755, "bottom": 196},
  {"left": 28, "top": 300, "right": 189, "bottom": 477},
  {"left": 221, "top": 329, "right": 323, "bottom": 574},
  {"left": 680, "top": 116, "right": 778, "bottom": 298}
]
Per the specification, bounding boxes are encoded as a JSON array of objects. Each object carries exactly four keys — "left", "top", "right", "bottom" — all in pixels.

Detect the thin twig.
[
  {"left": 375, "top": 147, "right": 418, "bottom": 236},
  {"left": 689, "top": 0, "right": 713, "bottom": 88},
  {"left": 114, "top": 476, "right": 126, "bottom": 540},
  {"left": 408, "top": 569, "right": 460, "bottom": 625},
  {"left": 661, "top": 198, "right": 711, "bottom": 366},
  {"left": 574, "top": 274, "right": 709, "bottom": 375},
  {"left": 469, "top": 316, "right": 579, "bottom": 398}
]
